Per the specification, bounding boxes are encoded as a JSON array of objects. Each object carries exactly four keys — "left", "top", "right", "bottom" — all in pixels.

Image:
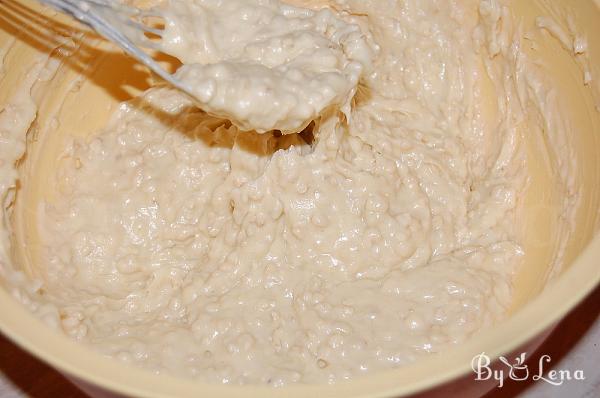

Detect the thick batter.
[
  {"left": 163, "top": 0, "right": 375, "bottom": 133},
  {"left": 0, "top": 0, "right": 589, "bottom": 387}
]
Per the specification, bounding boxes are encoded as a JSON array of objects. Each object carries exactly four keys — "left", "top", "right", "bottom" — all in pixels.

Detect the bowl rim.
[{"left": 1, "top": 231, "right": 598, "bottom": 398}]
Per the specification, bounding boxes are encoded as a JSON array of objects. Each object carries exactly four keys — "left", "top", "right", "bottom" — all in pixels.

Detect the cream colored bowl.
[{"left": 0, "top": 0, "right": 599, "bottom": 397}]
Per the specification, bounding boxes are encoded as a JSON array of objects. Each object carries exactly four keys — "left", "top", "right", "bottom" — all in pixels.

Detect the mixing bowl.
[{"left": 0, "top": 0, "right": 599, "bottom": 397}]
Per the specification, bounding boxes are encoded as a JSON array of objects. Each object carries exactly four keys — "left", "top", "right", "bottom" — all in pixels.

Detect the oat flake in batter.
[{"left": 24, "top": 0, "right": 533, "bottom": 386}]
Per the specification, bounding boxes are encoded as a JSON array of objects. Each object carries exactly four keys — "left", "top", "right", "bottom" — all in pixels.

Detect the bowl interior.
[{"left": 0, "top": 0, "right": 599, "bottom": 397}]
